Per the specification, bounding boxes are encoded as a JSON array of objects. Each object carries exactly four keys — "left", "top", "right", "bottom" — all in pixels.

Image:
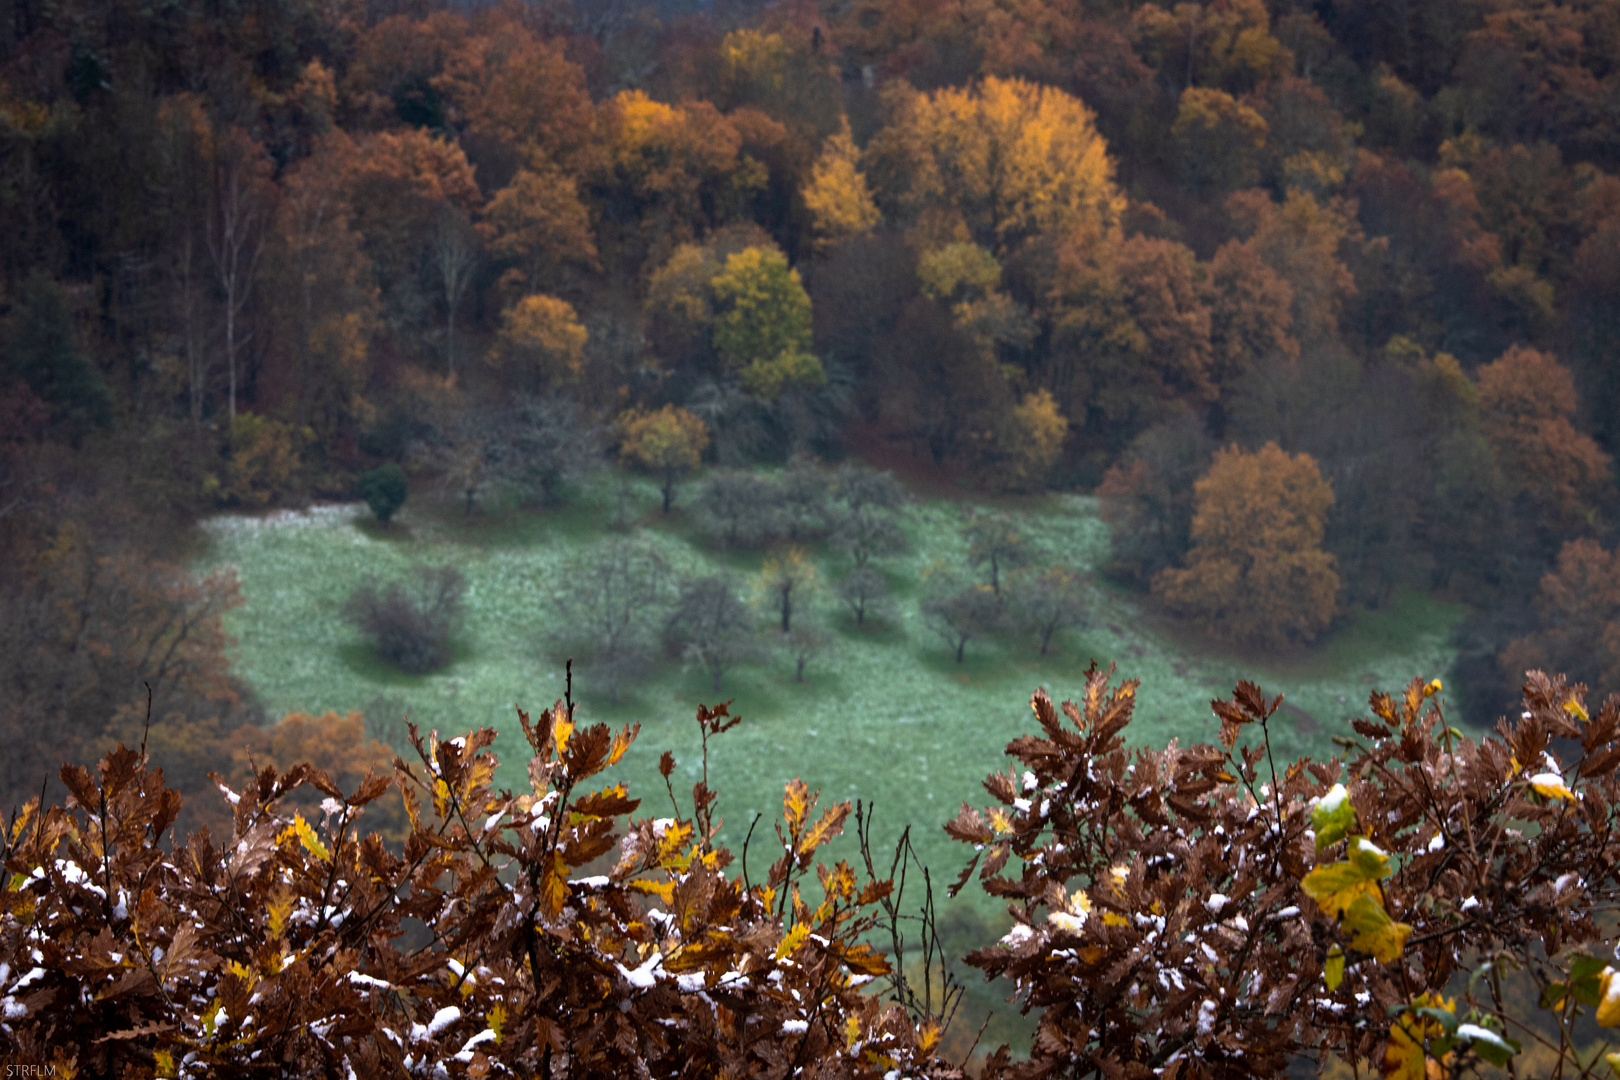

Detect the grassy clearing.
[{"left": 195, "top": 468, "right": 1464, "bottom": 1045}]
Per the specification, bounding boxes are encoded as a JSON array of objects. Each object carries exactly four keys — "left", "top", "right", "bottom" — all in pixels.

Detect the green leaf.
[
  {"left": 1310, "top": 784, "right": 1356, "bottom": 852},
  {"left": 1414, "top": 1006, "right": 1458, "bottom": 1037},
  {"left": 1456, "top": 1023, "right": 1518, "bottom": 1066},
  {"left": 1347, "top": 836, "right": 1394, "bottom": 880},
  {"left": 1324, "top": 945, "right": 1345, "bottom": 990},
  {"left": 1571, "top": 953, "right": 1608, "bottom": 1007}
]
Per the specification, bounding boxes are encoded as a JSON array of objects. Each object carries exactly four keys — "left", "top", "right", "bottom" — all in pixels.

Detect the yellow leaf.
[
  {"left": 1301, "top": 862, "right": 1382, "bottom": 920},
  {"left": 799, "top": 803, "right": 852, "bottom": 857},
  {"left": 918, "top": 1018, "right": 942, "bottom": 1053},
  {"left": 989, "top": 808, "right": 1014, "bottom": 834},
  {"left": 1343, "top": 894, "right": 1412, "bottom": 962},
  {"left": 266, "top": 889, "right": 296, "bottom": 939},
  {"left": 539, "top": 851, "right": 568, "bottom": 918},
  {"left": 605, "top": 726, "right": 636, "bottom": 767},
  {"left": 552, "top": 712, "right": 574, "bottom": 756},
  {"left": 154, "top": 1050, "right": 177, "bottom": 1080},
  {"left": 1324, "top": 946, "right": 1345, "bottom": 989},
  {"left": 783, "top": 778, "right": 811, "bottom": 833},
  {"left": 629, "top": 879, "right": 675, "bottom": 904},
  {"left": 489, "top": 1003, "right": 507, "bottom": 1044},
  {"left": 1423, "top": 679, "right": 1443, "bottom": 698},
  {"left": 291, "top": 815, "right": 329, "bottom": 862},
  {"left": 1564, "top": 698, "right": 1589, "bottom": 722},
  {"left": 1529, "top": 773, "right": 1575, "bottom": 801},
  {"left": 401, "top": 785, "right": 421, "bottom": 832},
  {"left": 1599, "top": 967, "right": 1620, "bottom": 1027},
  {"left": 1604, "top": 1052, "right": 1620, "bottom": 1077},
  {"left": 1385, "top": 995, "right": 1455, "bottom": 1080},
  {"left": 1102, "top": 912, "right": 1130, "bottom": 927},
  {"left": 844, "top": 1013, "right": 861, "bottom": 1049},
  {"left": 775, "top": 922, "right": 810, "bottom": 962},
  {"left": 9, "top": 800, "right": 35, "bottom": 843}
]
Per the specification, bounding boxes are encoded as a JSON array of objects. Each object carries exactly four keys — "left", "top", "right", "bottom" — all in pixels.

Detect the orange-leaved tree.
[
  {"left": 951, "top": 663, "right": 1620, "bottom": 1079},
  {"left": 1154, "top": 441, "right": 1339, "bottom": 648},
  {"left": 1500, "top": 536, "right": 1620, "bottom": 696},
  {"left": 0, "top": 684, "right": 950, "bottom": 1077},
  {"left": 1477, "top": 344, "right": 1612, "bottom": 530}
]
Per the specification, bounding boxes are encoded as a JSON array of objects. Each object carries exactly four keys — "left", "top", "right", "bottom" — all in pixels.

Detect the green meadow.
[
  {"left": 195, "top": 467, "right": 1466, "bottom": 1048},
  {"left": 196, "top": 467, "right": 1463, "bottom": 902}
]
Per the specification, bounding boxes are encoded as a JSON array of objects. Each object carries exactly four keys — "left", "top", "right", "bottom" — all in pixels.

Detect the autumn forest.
[{"left": 4, "top": 0, "right": 1620, "bottom": 1073}]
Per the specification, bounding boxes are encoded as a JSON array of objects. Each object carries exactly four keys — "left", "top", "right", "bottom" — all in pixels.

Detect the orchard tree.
[
  {"left": 694, "top": 468, "right": 781, "bottom": 549},
  {"left": 550, "top": 536, "right": 671, "bottom": 702},
  {"left": 1007, "top": 565, "right": 1088, "bottom": 655},
  {"left": 921, "top": 564, "right": 1004, "bottom": 663},
  {"left": 665, "top": 573, "right": 758, "bottom": 692},
  {"left": 837, "top": 565, "right": 893, "bottom": 627},
  {"left": 506, "top": 394, "right": 604, "bottom": 508},
  {"left": 962, "top": 511, "right": 1032, "bottom": 595},
  {"left": 1154, "top": 442, "right": 1340, "bottom": 648},
  {"left": 617, "top": 405, "right": 710, "bottom": 514},
  {"left": 781, "top": 620, "right": 827, "bottom": 682},
  {"left": 1096, "top": 415, "right": 1215, "bottom": 586},
  {"left": 829, "top": 464, "right": 910, "bottom": 567},
  {"left": 755, "top": 547, "right": 818, "bottom": 634},
  {"left": 778, "top": 455, "right": 830, "bottom": 540}
]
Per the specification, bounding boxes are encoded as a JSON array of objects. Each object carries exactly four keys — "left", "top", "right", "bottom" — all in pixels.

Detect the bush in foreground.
[{"left": 3, "top": 665, "right": 1620, "bottom": 1078}]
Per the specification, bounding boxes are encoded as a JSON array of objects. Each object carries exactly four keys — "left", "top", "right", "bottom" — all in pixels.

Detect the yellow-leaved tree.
[
  {"left": 617, "top": 404, "right": 710, "bottom": 514},
  {"left": 865, "top": 75, "right": 1124, "bottom": 251},
  {"left": 489, "top": 294, "right": 588, "bottom": 391},
  {"left": 1154, "top": 442, "right": 1339, "bottom": 648},
  {"left": 993, "top": 388, "right": 1069, "bottom": 491},
  {"left": 801, "top": 118, "right": 881, "bottom": 249},
  {"left": 710, "top": 246, "right": 824, "bottom": 399}
]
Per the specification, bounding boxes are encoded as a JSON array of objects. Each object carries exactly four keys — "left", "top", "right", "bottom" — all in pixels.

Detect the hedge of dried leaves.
[{"left": 4, "top": 663, "right": 1620, "bottom": 1080}]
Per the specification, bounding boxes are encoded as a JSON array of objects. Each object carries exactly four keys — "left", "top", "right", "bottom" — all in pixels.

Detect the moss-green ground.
[{"left": 195, "top": 469, "right": 1465, "bottom": 1051}]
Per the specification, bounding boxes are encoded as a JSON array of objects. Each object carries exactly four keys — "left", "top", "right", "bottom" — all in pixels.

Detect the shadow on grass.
[
  {"left": 336, "top": 638, "right": 476, "bottom": 686},
  {"left": 913, "top": 640, "right": 1022, "bottom": 685},
  {"left": 353, "top": 517, "right": 418, "bottom": 544}
]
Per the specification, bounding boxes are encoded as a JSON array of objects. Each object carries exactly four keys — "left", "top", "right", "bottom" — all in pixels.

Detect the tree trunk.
[
  {"left": 796, "top": 655, "right": 806, "bottom": 682},
  {"left": 955, "top": 638, "right": 966, "bottom": 663},
  {"left": 711, "top": 664, "right": 722, "bottom": 693},
  {"left": 464, "top": 486, "right": 476, "bottom": 516},
  {"left": 781, "top": 587, "right": 792, "bottom": 633},
  {"left": 662, "top": 472, "right": 674, "bottom": 514}
]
